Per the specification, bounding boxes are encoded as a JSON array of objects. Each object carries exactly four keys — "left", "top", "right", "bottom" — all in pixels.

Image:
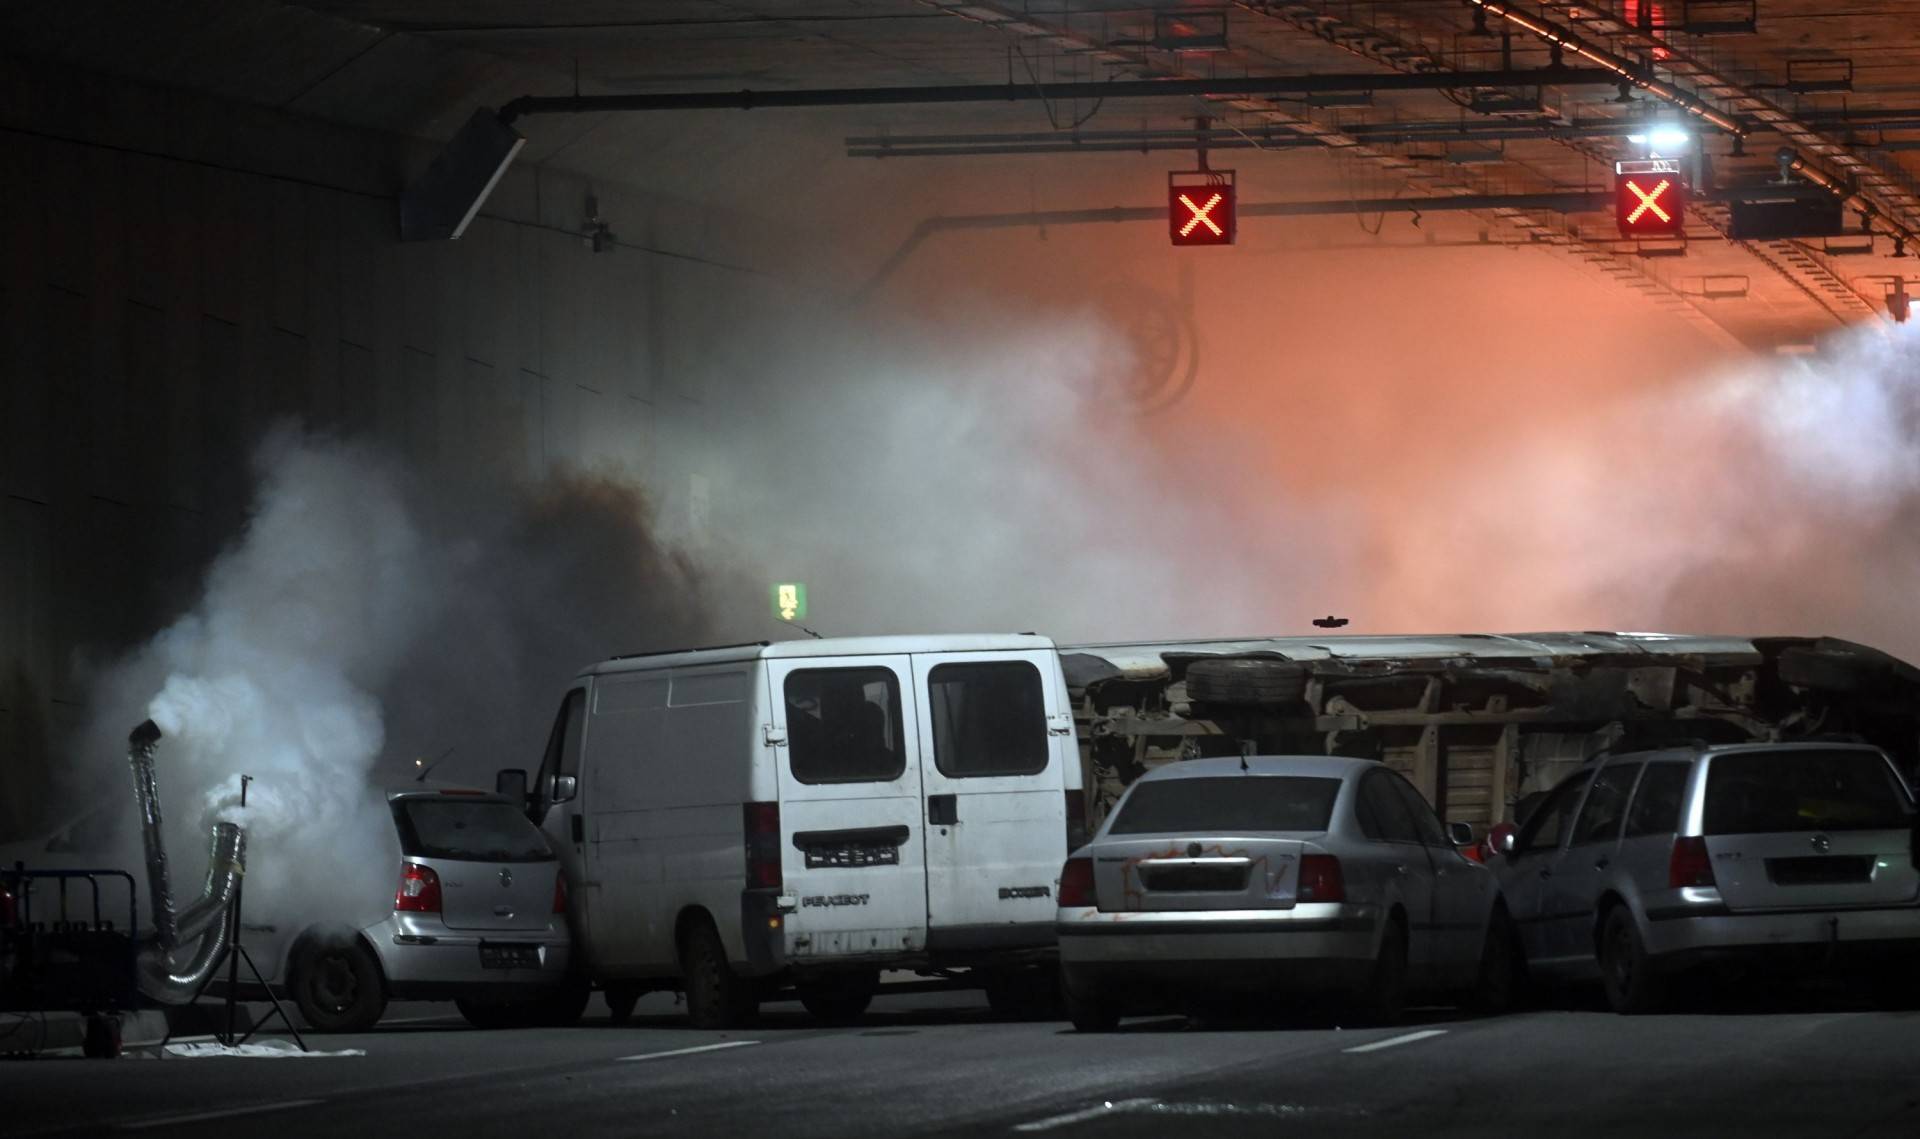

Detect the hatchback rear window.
[
  {"left": 1704, "top": 750, "right": 1913, "bottom": 835},
  {"left": 1108, "top": 776, "right": 1341, "bottom": 836},
  {"left": 395, "top": 799, "right": 554, "bottom": 862}
]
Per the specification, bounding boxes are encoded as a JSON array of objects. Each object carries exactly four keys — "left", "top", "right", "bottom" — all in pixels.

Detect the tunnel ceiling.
[{"left": 7, "top": 1, "right": 1920, "bottom": 349}]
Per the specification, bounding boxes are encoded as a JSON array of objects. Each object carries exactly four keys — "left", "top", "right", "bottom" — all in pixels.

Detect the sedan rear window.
[
  {"left": 395, "top": 799, "right": 554, "bottom": 862},
  {"left": 1108, "top": 776, "right": 1342, "bottom": 836},
  {"left": 1704, "top": 750, "right": 1913, "bottom": 836}
]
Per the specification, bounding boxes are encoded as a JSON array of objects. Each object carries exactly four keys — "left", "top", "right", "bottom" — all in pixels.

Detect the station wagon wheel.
[
  {"left": 680, "top": 919, "right": 757, "bottom": 1029},
  {"left": 291, "top": 937, "right": 387, "bottom": 1033},
  {"left": 1599, "top": 906, "right": 1665, "bottom": 1015},
  {"left": 1356, "top": 917, "right": 1408, "bottom": 1026}
]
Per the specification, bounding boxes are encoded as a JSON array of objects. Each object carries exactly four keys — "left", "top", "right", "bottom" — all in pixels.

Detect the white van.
[{"left": 501, "top": 635, "right": 1085, "bottom": 1027}]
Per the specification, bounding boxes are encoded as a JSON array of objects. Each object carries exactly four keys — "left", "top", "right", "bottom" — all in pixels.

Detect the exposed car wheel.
[
  {"left": 1062, "top": 965, "right": 1120, "bottom": 1033},
  {"left": 1599, "top": 906, "right": 1665, "bottom": 1015},
  {"left": 1356, "top": 917, "right": 1408, "bottom": 1026},
  {"left": 291, "top": 937, "right": 387, "bottom": 1033},
  {"left": 1183, "top": 658, "right": 1308, "bottom": 708},
  {"left": 604, "top": 983, "right": 643, "bottom": 1025},
  {"left": 680, "top": 920, "right": 757, "bottom": 1029},
  {"left": 1466, "top": 906, "right": 1523, "bottom": 1015},
  {"left": 797, "top": 970, "right": 878, "bottom": 1025}
]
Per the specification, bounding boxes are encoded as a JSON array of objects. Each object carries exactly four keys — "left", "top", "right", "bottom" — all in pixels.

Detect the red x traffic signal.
[
  {"left": 1169, "top": 172, "right": 1236, "bottom": 246},
  {"left": 1615, "top": 160, "right": 1687, "bottom": 238}
]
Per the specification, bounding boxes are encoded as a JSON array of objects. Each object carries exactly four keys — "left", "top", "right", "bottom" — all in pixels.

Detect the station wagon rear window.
[
  {"left": 785, "top": 667, "right": 907, "bottom": 784},
  {"left": 1107, "top": 776, "right": 1342, "bottom": 835},
  {"left": 1704, "top": 750, "right": 1912, "bottom": 835},
  {"left": 395, "top": 799, "right": 554, "bottom": 863}
]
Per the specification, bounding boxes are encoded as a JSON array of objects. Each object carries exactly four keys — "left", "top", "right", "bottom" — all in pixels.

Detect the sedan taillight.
[
  {"left": 1297, "top": 854, "right": 1345, "bottom": 903},
  {"left": 1057, "top": 857, "right": 1096, "bottom": 908}
]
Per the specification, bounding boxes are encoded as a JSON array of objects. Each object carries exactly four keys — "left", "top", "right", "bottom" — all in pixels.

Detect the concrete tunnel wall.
[{"left": 0, "top": 57, "right": 787, "bottom": 839}]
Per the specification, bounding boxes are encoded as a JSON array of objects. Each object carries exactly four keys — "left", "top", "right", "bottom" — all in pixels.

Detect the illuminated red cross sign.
[
  {"left": 1615, "top": 161, "right": 1687, "bottom": 238},
  {"left": 1168, "top": 172, "right": 1236, "bottom": 246}
]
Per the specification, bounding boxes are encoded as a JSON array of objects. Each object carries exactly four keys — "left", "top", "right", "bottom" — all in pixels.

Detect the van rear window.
[
  {"left": 927, "top": 661, "right": 1048, "bottom": 778},
  {"left": 1108, "top": 776, "right": 1341, "bottom": 836},
  {"left": 785, "top": 668, "right": 907, "bottom": 784},
  {"left": 1704, "top": 750, "right": 1912, "bottom": 835},
  {"left": 395, "top": 800, "right": 553, "bottom": 863}
]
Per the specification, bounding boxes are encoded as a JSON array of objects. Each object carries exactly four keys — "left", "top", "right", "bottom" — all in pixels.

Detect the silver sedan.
[{"left": 1056, "top": 755, "right": 1517, "bottom": 1030}]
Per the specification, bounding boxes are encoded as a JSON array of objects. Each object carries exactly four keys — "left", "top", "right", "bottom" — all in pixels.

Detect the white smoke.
[{"left": 131, "top": 431, "right": 425, "bottom": 927}]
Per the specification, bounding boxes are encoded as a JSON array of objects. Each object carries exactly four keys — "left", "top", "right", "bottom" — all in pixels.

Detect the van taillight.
[
  {"left": 1058, "top": 857, "right": 1096, "bottom": 908},
  {"left": 1064, "top": 789, "right": 1088, "bottom": 851},
  {"left": 552, "top": 871, "right": 568, "bottom": 915},
  {"left": 395, "top": 863, "right": 442, "bottom": 913},
  {"left": 1668, "top": 836, "right": 1716, "bottom": 889},
  {"left": 744, "top": 801, "right": 782, "bottom": 890},
  {"left": 1297, "top": 854, "right": 1345, "bottom": 903}
]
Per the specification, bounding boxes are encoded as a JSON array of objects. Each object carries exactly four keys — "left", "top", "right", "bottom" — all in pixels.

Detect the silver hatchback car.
[
  {"left": 1493, "top": 742, "right": 1920, "bottom": 1013},
  {"left": 263, "top": 788, "right": 580, "bottom": 1032},
  {"left": 1056, "top": 756, "right": 1515, "bottom": 1031}
]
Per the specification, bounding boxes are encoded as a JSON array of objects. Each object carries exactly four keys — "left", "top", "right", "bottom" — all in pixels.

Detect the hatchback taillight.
[
  {"left": 744, "top": 801, "right": 782, "bottom": 890},
  {"left": 1297, "top": 854, "right": 1345, "bottom": 903},
  {"left": 1058, "top": 857, "right": 1096, "bottom": 908},
  {"left": 1668, "top": 836, "right": 1716, "bottom": 889},
  {"left": 552, "top": 871, "right": 568, "bottom": 915},
  {"left": 395, "top": 862, "right": 442, "bottom": 913}
]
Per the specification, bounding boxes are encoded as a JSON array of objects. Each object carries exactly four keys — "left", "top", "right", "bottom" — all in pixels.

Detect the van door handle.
[{"left": 928, "top": 794, "right": 958, "bottom": 826}]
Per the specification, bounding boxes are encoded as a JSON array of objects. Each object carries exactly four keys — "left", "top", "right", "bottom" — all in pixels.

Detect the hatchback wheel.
[
  {"left": 680, "top": 920, "right": 757, "bottom": 1029},
  {"left": 1599, "top": 906, "right": 1665, "bottom": 1015},
  {"left": 292, "top": 937, "right": 387, "bottom": 1033}
]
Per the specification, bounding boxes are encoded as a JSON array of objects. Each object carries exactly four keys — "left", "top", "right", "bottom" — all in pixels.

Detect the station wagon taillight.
[
  {"left": 395, "top": 862, "right": 442, "bottom": 913},
  {"left": 1057, "top": 857, "right": 1096, "bottom": 908},
  {"left": 553, "top": 871, "right": 568, "bottom": 915},
  {"left": 1297, "top": 854, "right": 1345, "bottom": 903},
  {"left": 1668, "top": 836, "right": 1716, "bottom": 889},
  {"left": 744, "top": 801, "right": 782, "bottom": 890}
]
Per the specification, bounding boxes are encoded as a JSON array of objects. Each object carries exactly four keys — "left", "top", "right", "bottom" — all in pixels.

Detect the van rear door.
[
  {"left": 912, "top": 650, "right": 1072, "bottom": 952},
  {"left": 768, "top": 655, "right": 929, "bottom": 959}
]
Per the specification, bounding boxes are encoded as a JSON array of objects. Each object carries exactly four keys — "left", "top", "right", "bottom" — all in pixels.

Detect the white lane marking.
[
  {"left": 617, "top": 1040, "right": 761, "bottom": 1062},
  {"left": 1342, "top": 1028, "right": 1448, "bottom": 1054},
  {"left": 1014, "top": 1099, "right": 1158, "bottom": 1133},
  {"left": 119, "top": 1100, "right": 324, "bottom": 1130}
]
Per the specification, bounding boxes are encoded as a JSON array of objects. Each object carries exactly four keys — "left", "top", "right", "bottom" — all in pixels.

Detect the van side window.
[
  {"left": 1625, "top": 763, "right": 1690, "bottom": 838},
  {"left": 785, "top": 668, "right": 907, "bottom": 784},
  {"left": 1513, "top": 770, "right": 1592, "bottom": 855},
  {"left": 927, "top": 661, "right": 1048, "bottom": 778},
  {"left": 1571, "top": 763, "right": 1641, "bottom": 847}
]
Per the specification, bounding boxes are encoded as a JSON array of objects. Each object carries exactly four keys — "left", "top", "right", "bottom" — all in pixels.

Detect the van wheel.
[
  {"left": 1599, "top": 906, "right": 1665, "bottom": 1015},
  {"left": 1466, "top": 907, "right": 1522, "bottom": 1015},
  {"left": 1184, "top": 658, "right": 1308, "bottom": 708},
  {"left": 1355, "top": 917, "right": 1408, "bottom": 1026},
  {"left": 680, "top": 921, "right": 757, "bottom": 1029},
  {"left": 798, "top": 970, "right": 878, "bottom": 1025},
  {"left": 291, "top": 937, "right": 387, "bottom": 1033},
  {"left": 1062, "top": 966, "right": 1120, "bottom": 1033}
]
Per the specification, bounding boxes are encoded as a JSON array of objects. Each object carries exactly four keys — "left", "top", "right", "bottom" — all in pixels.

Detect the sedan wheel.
[{"left": 1599, "top": 906, "right": 1665, "bottom": 1015}]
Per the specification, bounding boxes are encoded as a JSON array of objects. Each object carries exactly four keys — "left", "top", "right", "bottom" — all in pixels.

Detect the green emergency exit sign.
[{"left": 772, "top": 583, "right": 808, "bottom": 622}]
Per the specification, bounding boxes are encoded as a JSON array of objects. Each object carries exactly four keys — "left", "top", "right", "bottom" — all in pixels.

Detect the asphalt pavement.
[{"left": 3, "top": 984, "right": 1915, "bottom": 1138}]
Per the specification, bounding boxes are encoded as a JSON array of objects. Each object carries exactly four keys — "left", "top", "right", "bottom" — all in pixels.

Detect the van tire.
[
  {"left": 1184, "top": 658, "right": 1308, "bottom": 707},
  {"left": 1599, "top": 906, "right": 1665, "bottom": 1015},
  {"left": 680, "top": 920, "right": 756, "bottom": 1029},
  {"left": 291, "top": 936, "right": 387, "bottom": 1033},
  {"left": 1354, "top": 916, "right": 1408, "bottom": 1026},
  {"left": 605, "top": 983, "right": 643, "bottom": 1025},
  {"left": 797, "top": 970, "right": 878, "bottom": 1025}
]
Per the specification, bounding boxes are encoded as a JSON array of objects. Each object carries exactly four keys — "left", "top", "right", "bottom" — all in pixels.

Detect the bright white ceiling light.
[{"left": 1648, "top": 126, "right": 1691, "bottom": 152}]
